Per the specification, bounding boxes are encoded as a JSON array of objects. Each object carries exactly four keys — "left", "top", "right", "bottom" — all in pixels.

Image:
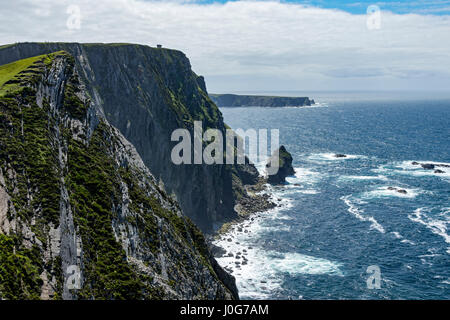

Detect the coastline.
[
  {"left": 210, "top": 181, "right": 293, "bottom": 299},
  {"left": 213, "top": 179, "right": 279, "bottom": 239}
]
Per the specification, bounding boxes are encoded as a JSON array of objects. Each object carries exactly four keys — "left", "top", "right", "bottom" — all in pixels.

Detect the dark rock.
[
  {"left": 421, "top": 164, "right": 435, "bottom": 170},
  {"left": 334, "top": 154, "right": 347, "bottom": 158},
  {"left": 266, "top": 145, "right": 295, "bottom": 185},
  {"left": 209, "top": 243, "right": 227, "bottom": 258},
  {"left": 412, "top": 161, "right": 419, "bottom": 165},
  {"left": 397, "top": 189, "right": 407, "bottom": 194},
  {"left": 234, "top": 162, "right": 260, "bottom": 185},
  {"left": 434, "top": 169, "right": 445, "bottom": 174}
]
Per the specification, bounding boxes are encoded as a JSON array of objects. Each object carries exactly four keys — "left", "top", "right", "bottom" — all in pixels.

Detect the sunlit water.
[{"left": 213, "top": 93, "right": 450, "bottom": 299}]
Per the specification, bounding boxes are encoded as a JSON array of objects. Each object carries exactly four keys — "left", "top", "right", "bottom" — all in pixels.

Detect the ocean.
[{"left": 213, "top": 91, "right": 450, "bottom": 299}]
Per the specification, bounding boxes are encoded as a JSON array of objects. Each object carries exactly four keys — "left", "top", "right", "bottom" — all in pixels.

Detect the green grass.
[
  {"left": 0, "top": 234, "right": 43, "bottom": 300},
  {"left": 0, "top": 51, "right": 67, "bottom": 96},
  {"left": 0, "top": 55, "right": 41, "bottom": 89},
  {"left": 0, "top": 43, "right": 16, "bottom": 50}
]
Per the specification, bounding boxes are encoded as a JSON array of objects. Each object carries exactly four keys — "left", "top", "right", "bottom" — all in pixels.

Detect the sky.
[{"left": 1, "top": 0, "right": 450, "bottom": 93}]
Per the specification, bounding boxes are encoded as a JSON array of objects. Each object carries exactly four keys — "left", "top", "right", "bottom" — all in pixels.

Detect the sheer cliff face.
[
  {"left": 0, "top": 52, "right": 237, "bottom": 299},
  {"left": 0, "top": 43, "right": 252, "bottom": 232}
]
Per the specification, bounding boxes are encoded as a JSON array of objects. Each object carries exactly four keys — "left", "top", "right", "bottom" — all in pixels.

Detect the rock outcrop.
[
  {"left": 0, "top": 43, "right": 260, "bottom": 233},
  {"left": 411, "top": 161, "right": 449, "bottom": 172},
  {"left": 334, "top": 154, "right": 347, "bottom": 158},
  {"left": 210, "top": 94, "right": 315, "bottom": 107},
  {"left": 266, "top": 146, "right": 295, "bottom": 185},
  {"left": 387, "top": 187, "right": 408, "bottom": 194},
  {"left": 0, "top": 52, "right": 237, "bottom": 300}
]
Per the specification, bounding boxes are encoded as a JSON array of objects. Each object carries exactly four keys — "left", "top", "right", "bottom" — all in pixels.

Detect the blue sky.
[
  {"left": 190, "top": 0, "right": 450, "bottom": 15},
  {"left": 1, "top": 0, "right": 450, "bottom": 92}
]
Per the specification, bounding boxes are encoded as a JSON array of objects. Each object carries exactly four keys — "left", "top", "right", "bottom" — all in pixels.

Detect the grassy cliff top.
[{"left": 0, "top": 50, "right": 67, "bottom": 96}]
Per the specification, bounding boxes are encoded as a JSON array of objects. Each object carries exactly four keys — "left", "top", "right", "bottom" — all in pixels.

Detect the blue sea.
[{"left": 213, "top": 91, "right": 450, "bottom": 300}]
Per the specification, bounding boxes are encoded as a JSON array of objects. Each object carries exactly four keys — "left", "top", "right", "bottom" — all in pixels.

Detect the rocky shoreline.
[{"left": 213, "top": 179, "right": 278, "bottom": 237}]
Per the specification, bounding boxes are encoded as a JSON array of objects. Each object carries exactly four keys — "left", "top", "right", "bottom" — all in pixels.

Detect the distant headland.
[{"left": 209, "top": 93, "right": 315, "bottom": 107}]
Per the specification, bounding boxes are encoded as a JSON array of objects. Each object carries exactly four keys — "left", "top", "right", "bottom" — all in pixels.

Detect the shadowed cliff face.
[
  {"left": 0, "top": 43, "right": 258, "bottom": 233},
  {"left": 0, "top": 51, "right": 238, "bottom": 299}
]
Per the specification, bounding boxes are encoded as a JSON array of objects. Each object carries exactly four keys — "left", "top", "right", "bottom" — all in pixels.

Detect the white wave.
[
  {"left": 361, "top": 186, "right": 422, "bottom": 199},
  {"left": 389, "top": 231, "right": 415, "bottom": 245},
  {"left": 375, "top": 160, "right": 450, "bottom": 180},
  {"left": 285, "top": 167, "right": 321, "bottom": 186},
  {"left": 391, "top": 231, "right": 402, "bottom": 239},
  {"left": 307, "top": 152, "right": 365, "bottom": 162},
  {"left": 214, "top": 245, "right": 343, "bottom": 299},
  {"left": 269, "top": 251, "right": 343, "bottom": 276},
  {"left": 281, "top": 102, "right": 328, "bottom": 109},
  {"left": 408, "top": 207, "right": 450, "bottom": 254},
  {"left": 213, "top": 195, "right": 343, "bottom": 299},
  {"left": 276, "top": 187, "right": 320, "bottom": 197},
  {"left": 337, "top": 174, "right": 389, "bottom": 182},
  {"left": 298, "top": 189, "right": 320, "bottom": 194},
  {"left": 340, "top": 195, "right": 385, "bottom": 233}
]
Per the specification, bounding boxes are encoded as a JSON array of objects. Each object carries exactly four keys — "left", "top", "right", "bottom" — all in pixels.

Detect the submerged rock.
[
  {"left": 334, "top": 154, "right": 347, "bottom": 158},
  {"left": 266, "top": 145, "right": 295, "bottom": 185},
  {"left": 388, "top": 187, "right": 407, "bottom": 194},
  {"left": 411, "top": 161, "right": 449, "bottom": 171}
]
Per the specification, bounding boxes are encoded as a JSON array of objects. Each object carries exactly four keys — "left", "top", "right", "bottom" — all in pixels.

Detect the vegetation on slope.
[{"left": 0, "top": 51, "right": 235, "bottom": 300}]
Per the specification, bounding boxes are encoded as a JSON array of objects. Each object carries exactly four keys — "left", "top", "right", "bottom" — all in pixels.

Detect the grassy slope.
[
  {"left": 0, "top": 51, "right": 66, "bottom": 96},
  {"left": 0, "top": 51, "right": 226, "bottom": 299}
]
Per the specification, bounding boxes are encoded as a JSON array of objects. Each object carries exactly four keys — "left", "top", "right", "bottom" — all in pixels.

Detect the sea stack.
[{"left": 266, "top": 146, "right": 295, "bottom": 184}]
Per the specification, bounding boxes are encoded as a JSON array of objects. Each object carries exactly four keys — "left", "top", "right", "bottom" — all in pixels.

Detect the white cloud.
[{"left": 1, "top": 0, "right": 449, "bottom": 92}]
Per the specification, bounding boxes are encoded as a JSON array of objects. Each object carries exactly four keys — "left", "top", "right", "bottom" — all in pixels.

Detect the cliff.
[
  {"left": 0, "top": 51, "right": 237, "bottom": 299},
  {"left": 210, "top": 94, "right": 315, "bottom": 107},
  {"left": 266, "top": 146, "right": 295, "bottom": 184},
  {"left": 0, "top": 43, "right": 260, "bottom": 233}
]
